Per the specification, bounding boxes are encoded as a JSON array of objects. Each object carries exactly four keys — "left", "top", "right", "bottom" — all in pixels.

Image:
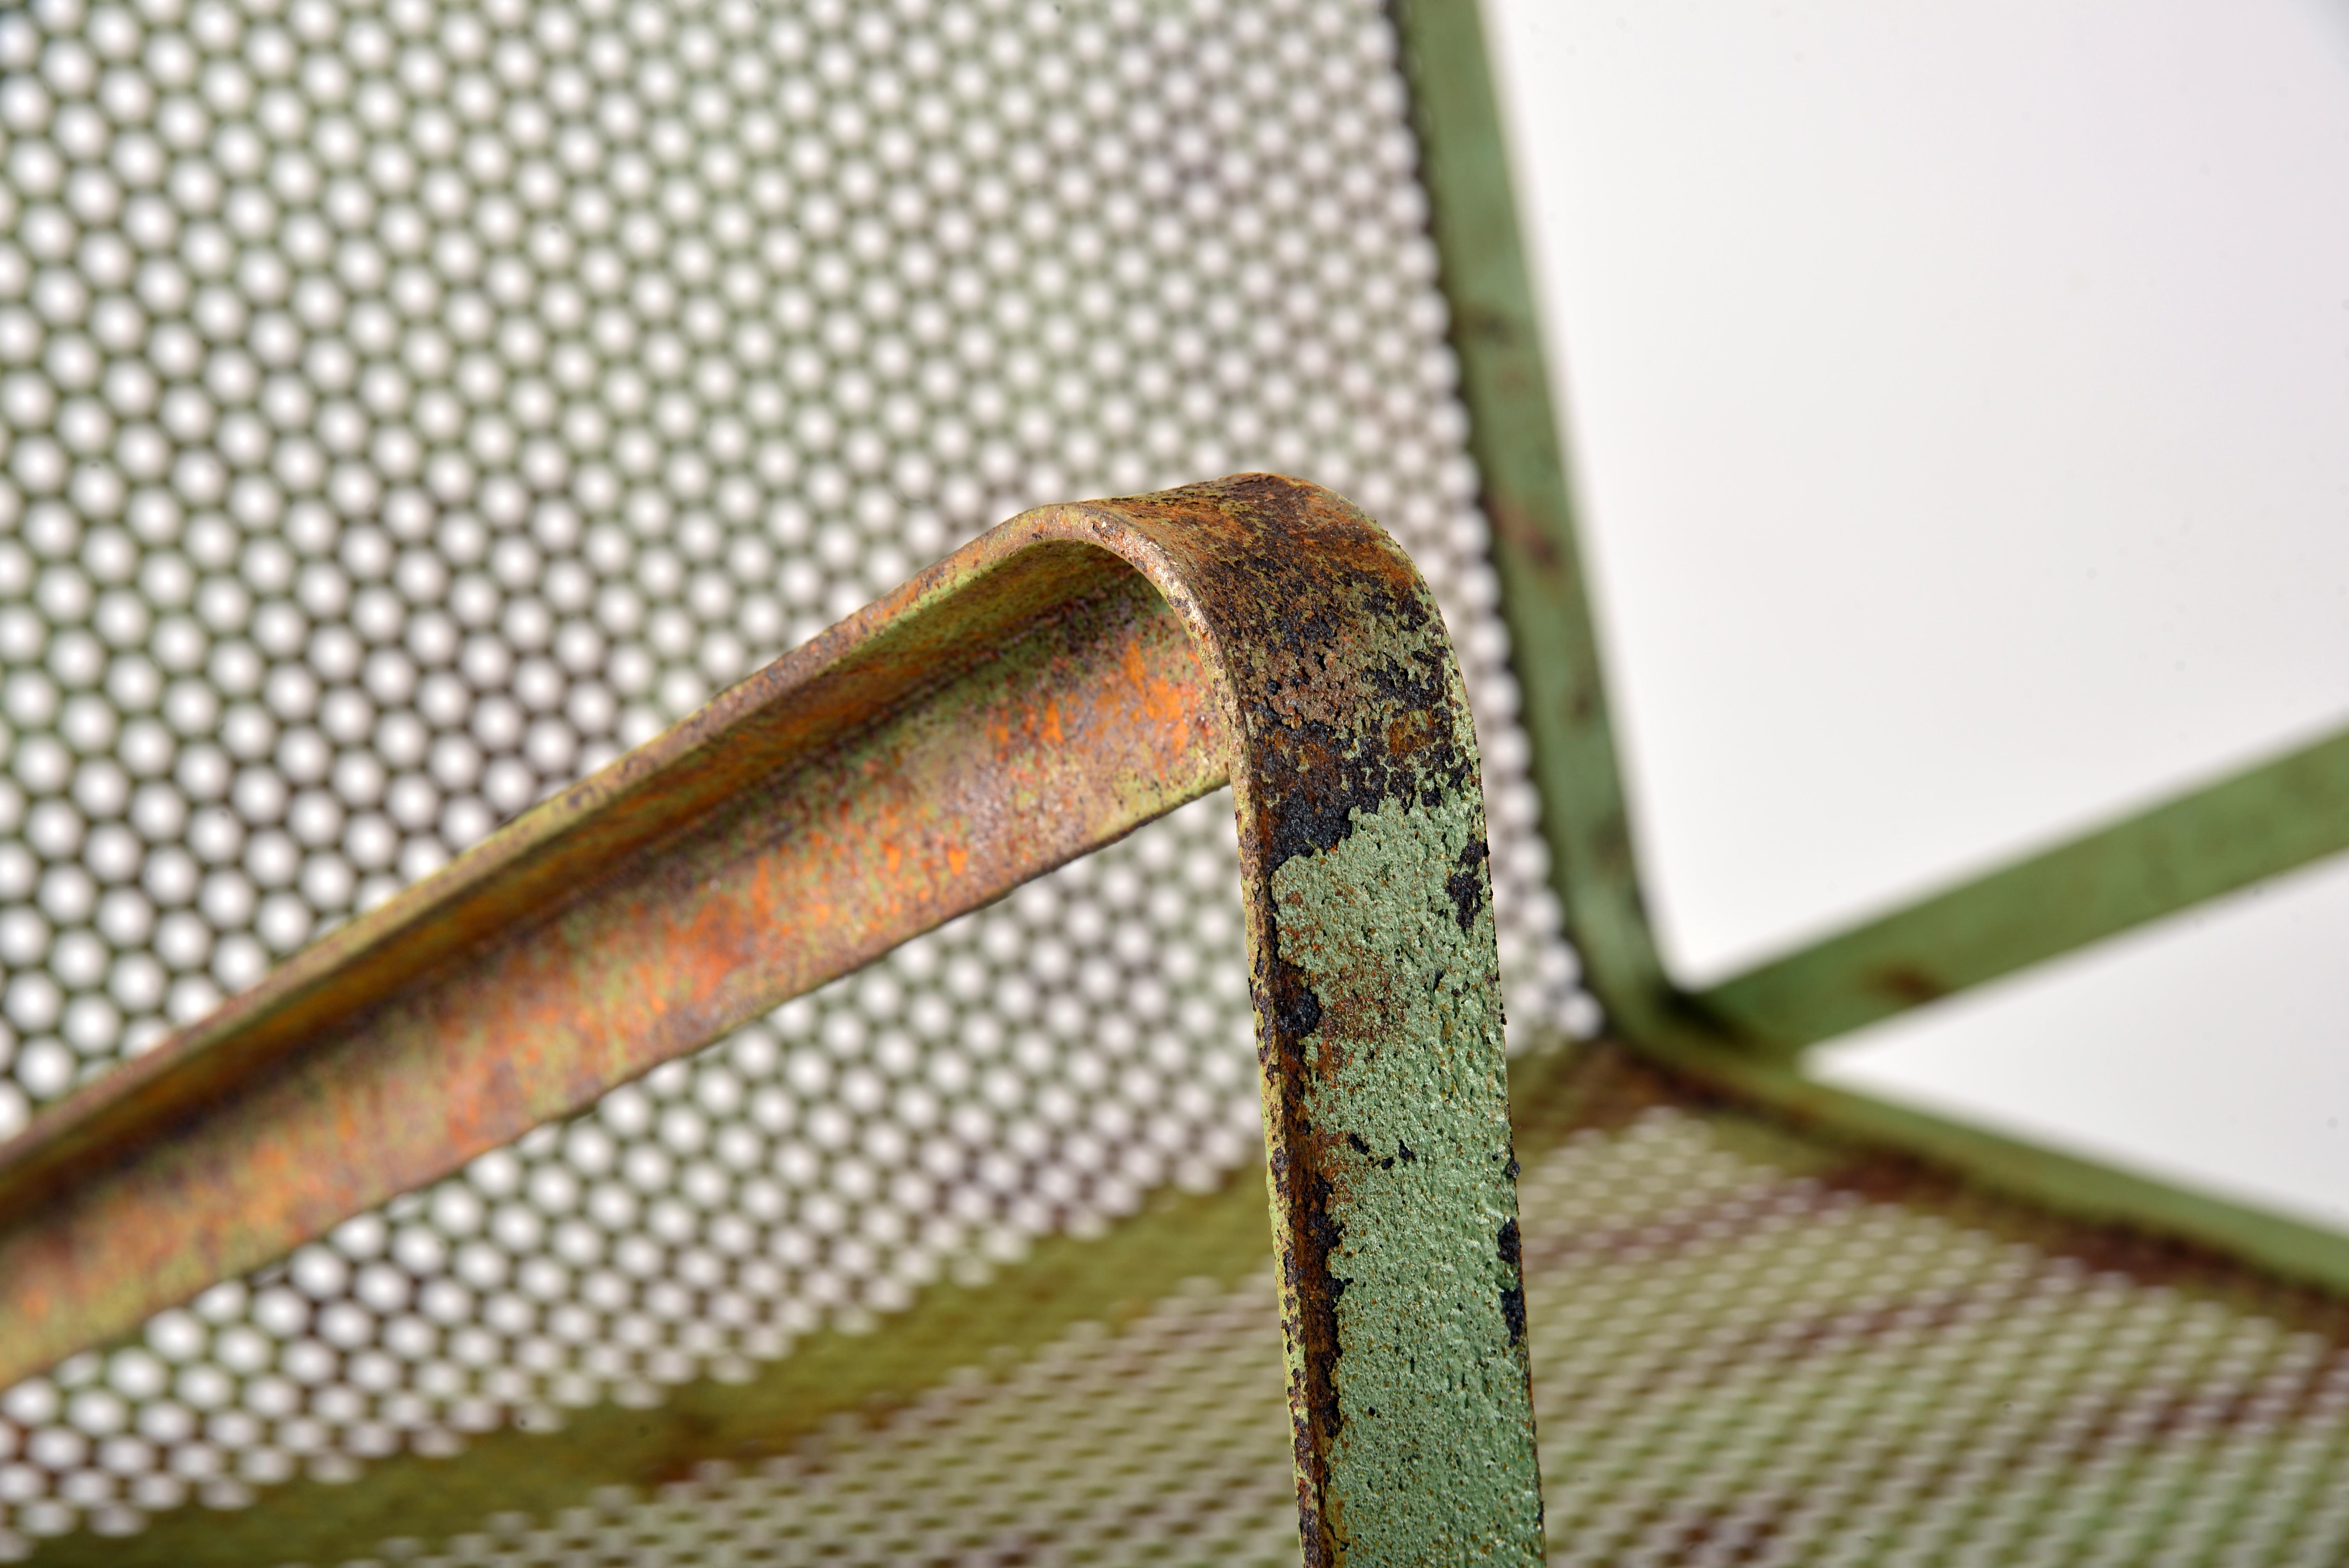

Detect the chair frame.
[
  {"left": 1392, "top": 0, "right": 2349, "bottom": 1290},
  {"left": 7, "top": 0, "right": 2349, "bottom": 1560}
]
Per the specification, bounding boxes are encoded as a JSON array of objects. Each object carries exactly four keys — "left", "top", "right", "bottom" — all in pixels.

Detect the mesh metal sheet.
[
  {"left": 0, "top": 0, "right": 1588, "bottom": 1549},
  {"left": 278, "top": 1051, "right": 2349, "bottom": 1567}
]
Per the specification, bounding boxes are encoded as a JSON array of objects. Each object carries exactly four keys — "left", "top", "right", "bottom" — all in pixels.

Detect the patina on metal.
[{"left": 0, "top": 474, "right": 1542, "bottom": 1567}]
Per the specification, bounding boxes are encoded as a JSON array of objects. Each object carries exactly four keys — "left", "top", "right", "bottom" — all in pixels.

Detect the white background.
[{"left": 1481, "top": 0, "right": 2349, "bottom": 1226}]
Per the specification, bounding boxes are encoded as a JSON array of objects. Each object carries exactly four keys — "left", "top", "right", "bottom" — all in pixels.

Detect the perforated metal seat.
[{"left": 52, "top": 1043, "right": 2349, "bottom": 1566}]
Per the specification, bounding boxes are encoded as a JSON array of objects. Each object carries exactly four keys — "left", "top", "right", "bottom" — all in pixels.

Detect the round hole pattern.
[
  {"left": 341, "top": 1277, "right": 1303, "bottom": 1568},
  {"left": 297, "top": 1109, "right": 2349, "bottom": 1568},
  {"left": 1520, "top": 1112, "right": 2349, "bottom": 1568},
  {"left": 0, "top": 0, "right": 1592, "bottom": 1547}
]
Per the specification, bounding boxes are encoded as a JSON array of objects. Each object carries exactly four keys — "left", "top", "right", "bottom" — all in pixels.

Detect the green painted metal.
[
  {"left": 1387, "top": 0, "right": 1675, "bottom": 1042},
  {"left": 1271, "top": 799, "right": 1540, "bottom": 1565},
  {"left": 13, "top": 0, "right": 2349, "bottom": 1552},
  {"left": 44, "top": 1029, "right": 2349, "bottom": 1566},
  {"left": 1630, "top": 1028, "right": 2349, "bottom": 1300},
  {"left": 1394, "top": 0, "right": 2349, "bottom": 1280},
  {"left": 1395, "top": 0, "right": 2349, "bottom": 1067},
  {"left": 1697, "top": 724, "right": 2349, "bottom": 1057},
  {"left": 1182, "top": 480, "right": 1545, "bottom": 1566},
  {"left": 24, "top": 1053, "right": 1618, "bottom": 1568}
]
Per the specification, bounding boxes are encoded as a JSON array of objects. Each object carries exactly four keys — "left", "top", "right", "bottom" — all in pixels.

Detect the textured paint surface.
[
  {"left": 1109, "top": 476, "right": 1543, "bottom": 1564},
  {"left": 1273, "top": 798, "right": 1541, "bottom": 1565},
  {"left": 43, "top": 1040, "right": 2349, "bottom": 1567}
]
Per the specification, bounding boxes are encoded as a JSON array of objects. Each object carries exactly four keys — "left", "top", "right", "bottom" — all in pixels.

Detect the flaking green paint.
[{"left": 1271, "top": 798, "right": 1544, "bottom": 1566}]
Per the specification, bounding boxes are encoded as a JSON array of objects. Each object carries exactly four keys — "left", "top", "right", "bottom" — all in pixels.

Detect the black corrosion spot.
[
  {"left": 1301, "top": 1168, "right": 1348, "bottom": 1441},
  {"left": 1196, "top": 478, "right": 1476, "bottom": 874},
  {"left": 1497, "top": 1220, "right": 1525, "bottom": 1343},
  {"left": 1446, "top": 836, "right": 1490, "bottom": 933},
  {"left": 1270, "top": 954, "right": 1322, "bottom": 1052},
  {"left": 1248, "top": 646, "right": 1468, "bottom": 873}
]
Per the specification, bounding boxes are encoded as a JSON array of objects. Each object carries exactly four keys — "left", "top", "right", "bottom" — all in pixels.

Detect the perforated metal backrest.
[{"left": 0, "top": 0, "right": 1583, "bottom": 1550}]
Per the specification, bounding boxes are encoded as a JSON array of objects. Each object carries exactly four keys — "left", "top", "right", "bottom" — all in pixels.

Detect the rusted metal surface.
[
  {"left": 0, "top": 529, "right": 1225, "bottom": 1382},
  {"left": 1145, "top": 478, "right": 1545, "bottom": 1564},
  {"left": 0, "top": 475, "right": 1541, "bottom": 1565}
]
